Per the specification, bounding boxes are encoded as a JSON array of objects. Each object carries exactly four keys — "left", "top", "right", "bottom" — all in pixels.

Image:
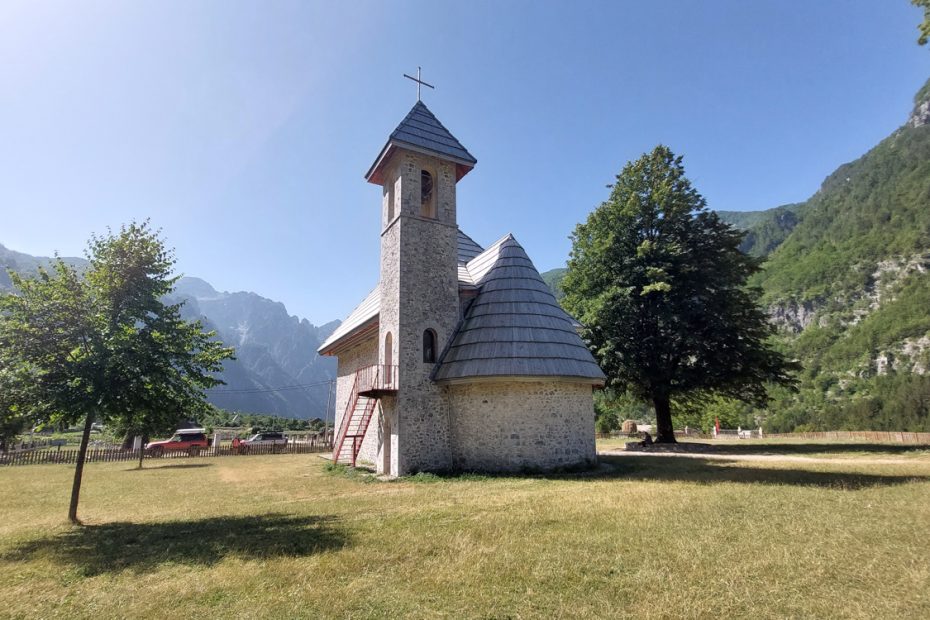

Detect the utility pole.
[{"left": 324, "top": 379, "right": 335, "bottom": 448}]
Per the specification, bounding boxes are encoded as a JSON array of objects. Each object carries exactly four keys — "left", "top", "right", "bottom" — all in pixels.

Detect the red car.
[{"left": 145, "top": 429, "right": 209, "bottom": 457}]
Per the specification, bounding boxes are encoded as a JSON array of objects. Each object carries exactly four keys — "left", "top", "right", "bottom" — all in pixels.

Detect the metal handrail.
[{"left": 357, "top": 364, "right": 399, "bottom": 393}]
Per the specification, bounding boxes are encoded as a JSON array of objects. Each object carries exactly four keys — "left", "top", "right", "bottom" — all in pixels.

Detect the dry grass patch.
[{"left": 1, "top": 452, "right": 929, "bottom": 618}]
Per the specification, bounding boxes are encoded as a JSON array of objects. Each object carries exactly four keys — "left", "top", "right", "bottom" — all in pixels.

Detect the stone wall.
[{"left": 447, "top": 380, "right": 597, "bottom": 472}]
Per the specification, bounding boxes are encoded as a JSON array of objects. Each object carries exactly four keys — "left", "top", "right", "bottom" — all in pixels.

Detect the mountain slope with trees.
[
  {"left": 717, "top": 203, "right": 803, "bottom": 257},
  {"left": 754, "top": 78, "right": 930, "bottom": 431}
]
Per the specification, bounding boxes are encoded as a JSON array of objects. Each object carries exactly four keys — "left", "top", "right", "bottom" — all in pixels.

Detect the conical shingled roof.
[
  {"left": 366, "top": 101, "right": 476, "bottom": 184},
  {"left": 434, "top": 235, "right": 606, "bottom": 384}
]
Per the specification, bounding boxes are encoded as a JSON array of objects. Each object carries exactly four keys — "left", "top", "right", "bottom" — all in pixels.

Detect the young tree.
[
  {"left": 562, "top": 146, "right": 797, "bottom": 443},
  {"left": 0, "top": 222, "right": 234, "bottom": 522}
]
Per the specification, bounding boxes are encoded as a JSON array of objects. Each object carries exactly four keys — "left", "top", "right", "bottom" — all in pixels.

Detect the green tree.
[
  {"left": 673, "top": 396, "right": 758, "bottom": 433},
  {"left": 914, "top": 0, "right": 930, "bottom": 46},
  {"left": 0, "top": 369, "right": 28, "bottom": 452},
  {"left": 0, "top": 222, "right": 234, "bottom": 522},
  {"left": 593, "top": 400, "right": 620, "bottom": 434},
  {"left": 562, "top": 146, "right": 797, "bottom": 443}
]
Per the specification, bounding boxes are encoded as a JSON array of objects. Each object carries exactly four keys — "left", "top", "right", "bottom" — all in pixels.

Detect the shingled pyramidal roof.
[
  {"left": 366, "top": 101, "right": 477, "bottom": 185},
  {"left": 434, "top": 234, "right": 605, "bottom": 384}
]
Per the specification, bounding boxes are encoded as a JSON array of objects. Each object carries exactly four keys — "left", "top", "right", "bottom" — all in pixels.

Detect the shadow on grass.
[
  {"left": 397, "top": 455, "right": 930, "bottom": 490},
  {"left": 3, "top": 513, "right": 349, "bottom": 576},
  {"left": 678, "top": 442, "right": 930, "bottom": 457},
  {"left": 130, "top": 463, "right": 215, "bottom": 471},
  {"left": 595, "top": 454, "right": 930, "bottom": 489}
]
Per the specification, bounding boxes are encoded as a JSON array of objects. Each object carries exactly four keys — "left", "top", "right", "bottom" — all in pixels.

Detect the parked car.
[
  {"left": 235, "top": 431, "right": 287, "bottom": 453},
  {"left": 145, "top": 429, "right": 209, "bottom": 457}
]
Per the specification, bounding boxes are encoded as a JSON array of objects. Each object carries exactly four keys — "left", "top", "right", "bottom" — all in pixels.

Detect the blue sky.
[{"left": 1, "top": 1, "right": 927, "bottom": 325}]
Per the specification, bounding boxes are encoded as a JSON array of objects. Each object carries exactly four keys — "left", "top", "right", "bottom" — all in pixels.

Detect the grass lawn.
[{"left": 1, "top": 449, "right": 929, "bottom": 619}]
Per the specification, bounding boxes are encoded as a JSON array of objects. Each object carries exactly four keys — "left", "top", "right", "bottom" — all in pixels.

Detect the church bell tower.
[{"left": 365, "top": 96, "right": 477, "bottom": 475}]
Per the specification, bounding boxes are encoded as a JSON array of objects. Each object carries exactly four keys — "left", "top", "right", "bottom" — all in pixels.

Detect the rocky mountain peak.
[
  {"left": 908, "top": 77, "right": 930, "bottom": 128},
  {"left": 909, "top": 100, "right": 930, "bottom": 128},
  {"left": 174, "top": 276, "right": 218, "bottom": 299}
]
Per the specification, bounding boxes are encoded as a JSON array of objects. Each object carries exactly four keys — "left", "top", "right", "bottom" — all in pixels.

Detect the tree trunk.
[
  {"left": 653, "top": 394, "right": 677, "bottom": 443},
  {"left": 68, "top": 412, "right": 95, "bottom": 524},
  {"left": 136, "top": 433, "right": 148, "bottom": 469}
]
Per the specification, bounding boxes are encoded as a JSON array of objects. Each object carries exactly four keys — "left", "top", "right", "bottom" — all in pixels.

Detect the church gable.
[
  {"left": 319, "top": 229, "right": 485, "bottom": 355},
  {"left": 317, "top": 287, "right": 379, "bottom": 355}
]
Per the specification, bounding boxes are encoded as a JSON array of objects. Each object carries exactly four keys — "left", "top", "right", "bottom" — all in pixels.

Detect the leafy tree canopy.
[
  {"left": 562, "top": 146, "right": 797, "bottom": 442},
  {"left": 0, "top": 221, "right": 234, "bottom": 520},
  {"left": 915, "top": 0, "right": 930, "bottom": 46}
]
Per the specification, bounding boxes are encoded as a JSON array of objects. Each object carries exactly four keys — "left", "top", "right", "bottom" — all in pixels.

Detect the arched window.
[
  {"left": 386, "top": 183, "right": 394, "bottom": 222},
  {"left": 384, "top": 332, "right": 393, "bottom": 383},
  {"left": 420, "top": 170, "right": 435, "bottom": 218},
  {"left": 422, "top": 329, "right": 437, "bottom": 363}
]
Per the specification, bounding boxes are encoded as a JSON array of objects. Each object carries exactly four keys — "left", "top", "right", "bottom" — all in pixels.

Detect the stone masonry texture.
[{"left": 447, "top": 381, "right": 597, "bottom": 472}]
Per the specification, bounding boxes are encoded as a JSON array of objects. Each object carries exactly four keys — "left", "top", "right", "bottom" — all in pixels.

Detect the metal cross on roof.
[{"left": 403, "top": 66, "right": 434, "bottom": 101}]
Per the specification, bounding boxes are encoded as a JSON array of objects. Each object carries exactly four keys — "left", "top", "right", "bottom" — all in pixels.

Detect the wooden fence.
[
  {"left": 763, "top": 431, "right": 930, "bottom": 444},
  {"left": 596, "top": 430, "right": 713, "bottom": 440},
  {"left": 0, "top": 440, "right": 333, "bottom": 467},
  {"left": 596, "top": 430, "right": 930, "bottom": 444}
]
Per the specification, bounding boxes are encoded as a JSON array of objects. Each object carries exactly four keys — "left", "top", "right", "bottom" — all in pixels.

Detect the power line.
[{"left": 207, "top": 379, "right": 335, "bottom": 395}]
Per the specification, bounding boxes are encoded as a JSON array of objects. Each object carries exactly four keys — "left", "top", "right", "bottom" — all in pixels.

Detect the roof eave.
[
  {"left": 317, "top": 317, "right": 379, "bottom": 356},
  {"left": 365, "top": 140, "right": 476, "bottom": 185},
  {"left": 433, "top": 374, "right": 606, "bottom": 387}
]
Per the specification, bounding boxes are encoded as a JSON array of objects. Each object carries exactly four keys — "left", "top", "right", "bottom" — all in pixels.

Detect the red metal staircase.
[{"left": 332, "top": 365, "right": 398, "bottom": 466}]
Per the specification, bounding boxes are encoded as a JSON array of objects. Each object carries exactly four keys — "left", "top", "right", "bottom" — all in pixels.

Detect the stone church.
[{"left": 318, "top": 99, "right": 605, "bottom": 476}]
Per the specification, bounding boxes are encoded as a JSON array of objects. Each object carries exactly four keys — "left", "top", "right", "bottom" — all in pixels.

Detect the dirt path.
[{"left": 599, "top": 449, "right": 930, "bottom": 467}]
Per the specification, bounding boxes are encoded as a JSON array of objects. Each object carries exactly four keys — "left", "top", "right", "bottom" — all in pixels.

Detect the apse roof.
[{"left": 432, "top": 234, "right": 606, "bottom": 384}]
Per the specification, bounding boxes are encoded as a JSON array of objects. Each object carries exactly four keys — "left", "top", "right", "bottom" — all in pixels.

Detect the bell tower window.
[
  {"left": 386, "top": 183, "right": 394, "bottom": 223},
  {"left": 384, "top": 332, "right": 393, "bottom": 383},
  {"left": 420, "top": 170, "right": 436, "bottom": 218},
  {"left": 422, "top": 329, "right": 437, "bottom": 363}
]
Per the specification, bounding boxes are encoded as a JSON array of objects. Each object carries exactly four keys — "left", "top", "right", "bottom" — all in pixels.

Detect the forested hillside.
[
  {"left": 717, "top": 203, "right": 803, "bottom": 257},
  {"left": 755, "top": 78, "right": 930, "bottom": 432}
]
